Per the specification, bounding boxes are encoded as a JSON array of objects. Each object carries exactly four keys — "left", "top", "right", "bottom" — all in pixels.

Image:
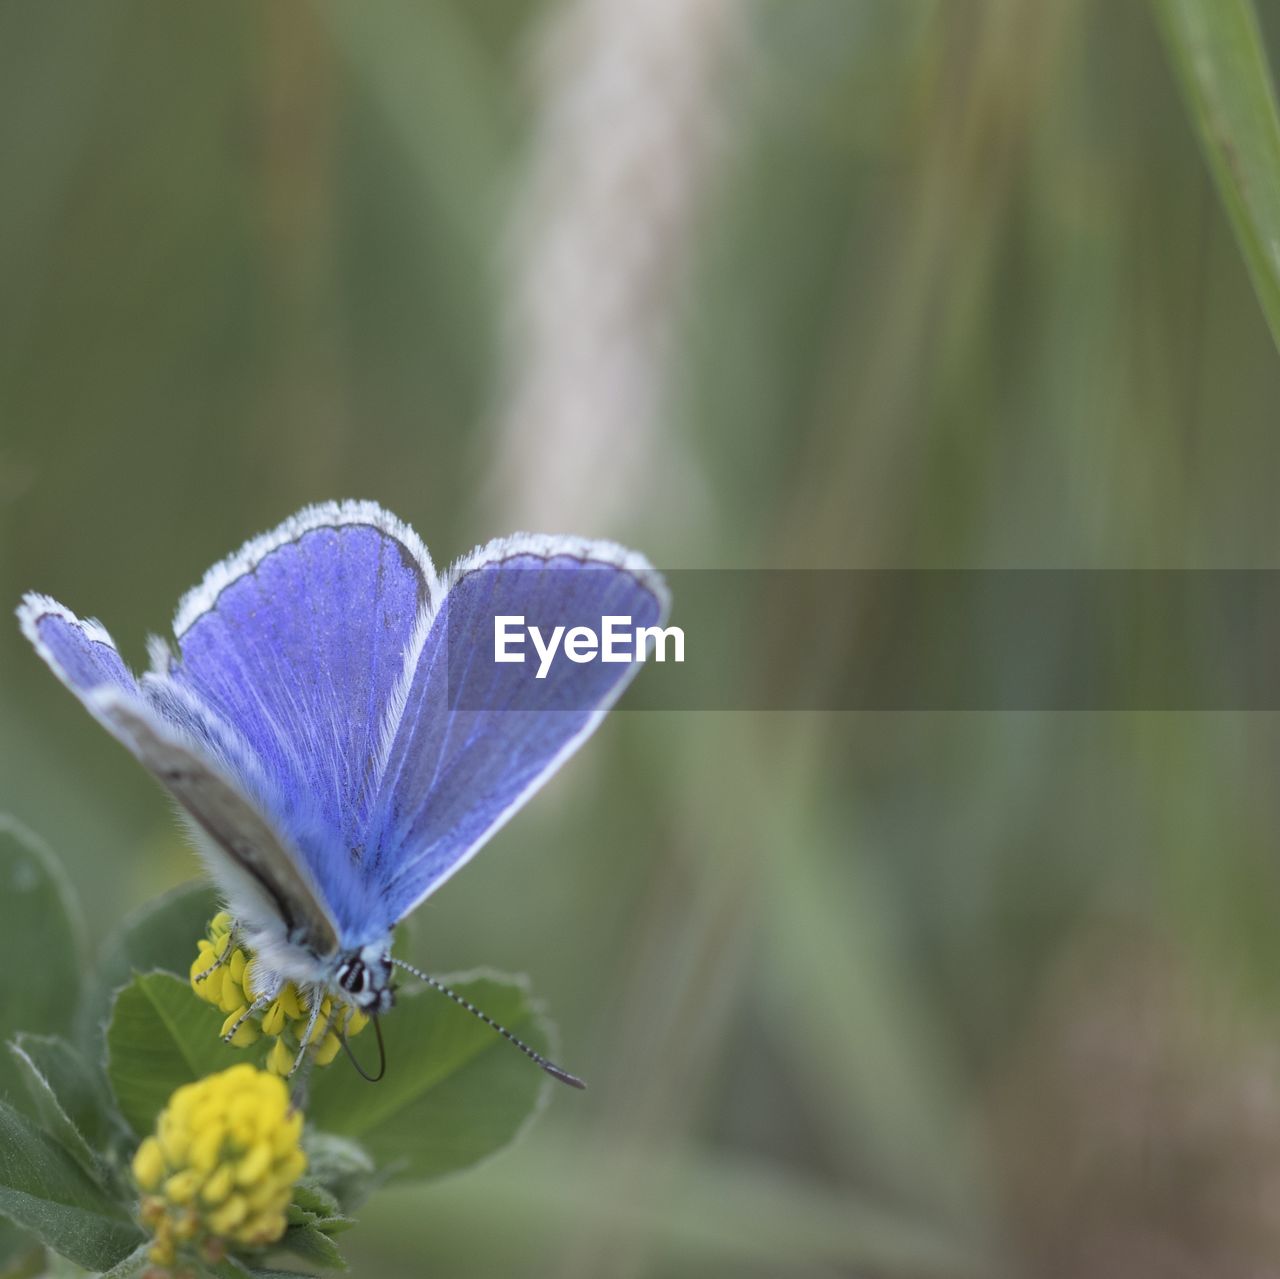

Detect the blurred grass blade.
[
  {"left": 1156, "top": 0, "right": 1280, "bottom": 349},
  {"left": 315, "top": 0, "right": 513, "bottom": 248},
  {"left": 359, "top": 1138, "right": 989, "bottom": 1277}
]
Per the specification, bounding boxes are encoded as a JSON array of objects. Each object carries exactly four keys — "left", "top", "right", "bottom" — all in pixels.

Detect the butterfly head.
[{"left": 335, "top": 946, "right": 395, "bottom": 1014}]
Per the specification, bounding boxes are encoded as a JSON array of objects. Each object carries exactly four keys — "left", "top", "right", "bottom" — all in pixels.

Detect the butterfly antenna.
[
  {"left": 390, "top": 958, "right": 586, "bottom": 1090},
  {"left": 339, "top": 1014, "right": 387, "bottom": 1083}
]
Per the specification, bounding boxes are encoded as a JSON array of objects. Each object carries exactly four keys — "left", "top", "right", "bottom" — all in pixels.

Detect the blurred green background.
[{"left": 6, "top": 2, "right": 1280, "bottom": 1276}]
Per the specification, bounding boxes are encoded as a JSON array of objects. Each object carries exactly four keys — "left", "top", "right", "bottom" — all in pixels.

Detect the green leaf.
[
  {"left": 285, "top": 1193, "right": 355, "bottom": 1240},
  {"left": 12, "top": 1035, "right": 113, "bottom": 1149},
  {"left": 287, "top": 1210, "right": 354, "bottom": 1237},
  {"left": 209, "top": 1259, "right": 316, "bottom": 1279},
  {"left": 0, "top": 820, "right": 86, "bottom": 1273},
  {"left": 8, "top": 1036, "right": 106, "bottom": 1179},
  {"left": 311, "top": 1216, "right": 356, "bottom": 1236},
  {"left": 208, "top": 1260, "right": 258, "bottom": 1279},
  {"left": 1155, "top": 0, "right": 1280, "bottom": 350},
  {"left": 290, "top": 1182, "right": 341, "bottom": 1220},
  {"left": 76, "top": 881, "right": 218, "bottom": 1055},
  {"left": 0, "top": 1099, "right": 141, "bottom": 1271},
  {"left": 306, "top": 970, "right": 551, "bottom": 1182},
  {"left": 99, "top": 1242, "right": 150, "bottom": 1278},
  {"left": 279, "top": 1221, "right": 347, "bottom": 1270},
  {"left": 105, "top": 972, "right": 242, "bottom": 1135},
  {"left": 296, "top": 1134, "right": 377, "bottom": 1214},
  {"left": 0, "top": 819, "right": 84, "bottom": 1086}
]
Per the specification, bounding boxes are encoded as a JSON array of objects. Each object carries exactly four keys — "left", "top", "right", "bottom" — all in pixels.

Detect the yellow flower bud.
[
  {"left": 132, "top": 1137, "right": 165, "bottom": 1192},
  {"left": 132, "top": 1064, "right": 306, "bottom": 1267},
  {"left": 278, "top": 985, "right": 304, "bottom": 1020},
  {"left": 199, "top": 1164, "right": 234, "bottom": 1206},
  {"left": 172, "top": 1209, "right": 201, "bottom": 1242},
  {"left": 149, "top": 1235, "right": 176, "bottom": 1266},
  {"left": 266, "top": 1037, "right": 294, "bottom": 1077},
  {"left": 189, "top": 1125, "right": 224, "bottom": 1175},
  {"left": 240, "top": 1209, "right": 282, "bottom": 1245},
  {"left": 277, "top": 1149, "right": 307, "bottom": 1184},
  {"left": 217, "top": 976, "right": 243, "bottom": 1015},
  {"left": 218, "top": 1008, "right": 260, "bottom": 1048},
  {"left": 191, "top": 915, "right": 372, "bottom": 1075},
  {"left": 313, "top": 1034, "right": 342, "bottom": 1067},
  {"left": 195, "top": 965, "right": 224, "bottom": 1006},
  {"left": 260, "top": 999, "right": 286, "bottom": 1038},
  {"left": 207, "top": 1194, "right": 247, "bottom": 1235},
  {"left": 271, "top": 1110, "right": 303, "bottom": 1157},
  {"left": 163, "top": 1170, "right": 201, "bottom": 1206},
  {"left": 235, "top": 1143, "right": 271, "bottom": 1188}
]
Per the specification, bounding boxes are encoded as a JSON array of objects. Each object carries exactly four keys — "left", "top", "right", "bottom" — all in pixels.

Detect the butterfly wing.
[
  {"left": 22, "top": 513, "right": 663, "bottom": 954},
  {"left": 363, "top": 535, "right": 669, "bottom": 929},
  {"left": 152, "top": 501, "right": 438, "bottom": 943},
  {"left": 18, "top": 595, "right": 341, "bottom": 954}
]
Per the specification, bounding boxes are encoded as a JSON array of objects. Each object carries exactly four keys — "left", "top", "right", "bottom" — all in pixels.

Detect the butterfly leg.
[
  {"left": 192, "top": 920, "right": 242, "bottom": 985},
  {"left": 282, "top": 997, "right": 343, "bottom": 1108},
  {"left": 221, "top": 993, "right": 269, "bottom": 1042},
  {"left": 287, "top": 985, "right": 342, "bottom": 1077},
  {"left": 289, "top": 988, "right": 325, "bottom": 1073}
]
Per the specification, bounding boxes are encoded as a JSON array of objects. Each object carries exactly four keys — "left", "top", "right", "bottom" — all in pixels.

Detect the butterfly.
[{"left": 18, "top": 501, "right": 668, "bottom": 1086}]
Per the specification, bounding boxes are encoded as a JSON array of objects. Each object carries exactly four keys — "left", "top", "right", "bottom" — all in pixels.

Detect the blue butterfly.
[{"left": 18, "top": 501, "right": 668, "bottom": 1086}]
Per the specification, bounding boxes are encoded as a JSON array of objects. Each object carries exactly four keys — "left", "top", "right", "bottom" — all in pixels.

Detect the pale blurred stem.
[{"left": 486, "top": 0, "right": 730, "bottom": 533}]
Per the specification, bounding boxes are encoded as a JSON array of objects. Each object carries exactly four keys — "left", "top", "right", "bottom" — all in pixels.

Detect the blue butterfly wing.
[
  {"left": 163, "top": 503, "right": 436, "bottom": 845},
  {"left": 154, "top": 501, "right": 437, "bottom": 942},
  {"left": 22, "top": 513, "right": 664, "bottom": 952},
  {"left": 17, "top": 594, "right": 343, "bottom": 953},
  {"left": 364, "top": 535, "right": 668, "bottom": 928},
  {"left": 21, "top": 598, "right": 135, "bottom": 698}
]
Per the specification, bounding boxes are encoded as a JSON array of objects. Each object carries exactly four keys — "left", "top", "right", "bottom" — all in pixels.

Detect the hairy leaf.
[
  {"left": 105, "top": 972, "right": 241, "bottom": 1135},
  {"left": 0, "top": 819, "right": 84, "bottom": 1082},
  {"left": 76, "top": 881, "right": 218, "bottom": 1054},
  {"left": 0, "top": 1100, "right": 140, "bottom": 1271},
  {"left": 8, "top": 1036, "right": 106, "bottom": 1180},
  {"left": 306, "top": 970, "right": 552, "bottom": 1182}
]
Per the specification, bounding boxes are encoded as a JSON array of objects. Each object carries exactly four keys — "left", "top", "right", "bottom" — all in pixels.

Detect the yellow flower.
[
  {"left": 132, "top": 1063, "right": 305, "bottom": 1269},
  {"left": 190, "top": 914, "right": 368, "bottom": 1075}
]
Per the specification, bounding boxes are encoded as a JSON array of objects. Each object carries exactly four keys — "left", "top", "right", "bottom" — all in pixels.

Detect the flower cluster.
[
  {"left": 190, "top": 913, "right": 368, "bottom": 1075},
  {"left": 132, "top": 1063, "right": 305, "bottom": 1270}
]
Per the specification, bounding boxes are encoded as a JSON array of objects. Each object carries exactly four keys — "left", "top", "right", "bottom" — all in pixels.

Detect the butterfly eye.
[{"left": 337, "top": 959, "right": 367, "bottom": 995}]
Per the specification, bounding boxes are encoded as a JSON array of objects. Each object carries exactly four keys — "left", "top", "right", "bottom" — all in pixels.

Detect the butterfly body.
[{"left": 20, "top": 501, "right": 666, "bottom": 1070}]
